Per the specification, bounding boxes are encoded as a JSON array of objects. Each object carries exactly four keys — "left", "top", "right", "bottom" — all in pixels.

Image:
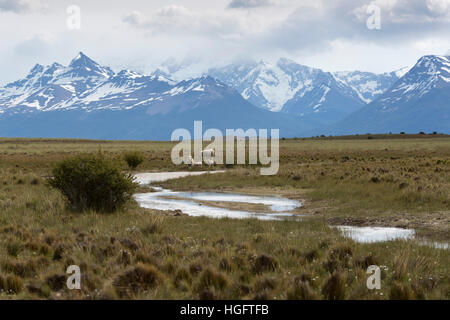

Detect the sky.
[{"left": 0, "top": 0, "right": 449, "bottom": 85}]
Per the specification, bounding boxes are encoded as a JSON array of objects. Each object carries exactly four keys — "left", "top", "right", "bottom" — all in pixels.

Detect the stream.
[
  {"left": 134, "top": 171, "right": 302, "bottom": 221},
  {"left": 133, "top": 172, "right": 448, "bottom": 248}
]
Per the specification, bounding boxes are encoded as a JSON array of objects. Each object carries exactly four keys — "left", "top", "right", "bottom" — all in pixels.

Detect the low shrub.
[
  {"left": 123, "top": 151, "right": 145, "bottom": 170},
  {"left": 47, "top": 154, "right": 137, "bottom": 212}
]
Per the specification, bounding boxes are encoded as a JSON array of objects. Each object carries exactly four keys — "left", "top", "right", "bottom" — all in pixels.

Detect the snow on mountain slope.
[
  {"left": 209, "top": 59, "right": 321, "bottom": 112},
  {"left": 1, "top": 52, "right": 405, "bottom": 119},
  {"left": 208, "top": 58, "right": 405, "bottom": 122},
  {"left": 0, "top": 53, "right": 313, "bottom": 140},
  {"left": 332, "top": 67, "right": 408, "bottom": 104},
  {"left": 317, "top": 55, "right": 450, "bottom": 135},
  {"left": 1, "top": 52, "right": 447, "bottom": 139},
  {"left": 71, "top": 70, "right": 175, "bottom": 111},
  {"left": 373, "top": 55, "right": 449, "bottom": 110},
  {"left": 0, "top": 53, "right": 180, "bottom": 113},
  {"left": 0, "top": 52, "right": 114, "bottom": 113},
  {"left": 281, "top": 70, "right": 366, "bottom": 125}
]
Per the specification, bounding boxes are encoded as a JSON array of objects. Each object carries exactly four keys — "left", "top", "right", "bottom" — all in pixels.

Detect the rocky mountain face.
[
  {"left": 0, "top": 53, "right": 448, "bottom": 139},
  {"left": 0, "top": 53, "right": 311, "bottom": 140},
  {"left": 317, "top": 55, "right": 450, "bottom": 135},
  {"left": 209, "top": 58, "right": 408, "bottom": 125}
]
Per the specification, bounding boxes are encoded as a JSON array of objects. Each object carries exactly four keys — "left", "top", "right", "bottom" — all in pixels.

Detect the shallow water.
[
  {"left": 134, "top": 189, "right": 300, "bottom": 221},
  {"left": 133, "top": 172, "right": 302, "bottom": 221},
  {"left": 336, "top": 226, "right": 449, "bottom": 249},
  {"left": 133, "top": 172, "right": 448, "bottom": 247},
  {"left": 134, "top": 171, "right": 225, "bottom": 185},
  {"left": 134, "top": 188, "right": 302, "bottom": 221},
  {"left": 417, "top": 240, "right": 449, "bottom": 250},
  {"left": 336, "top": 226, "right": 416, "bottom": 243},
  {"left": 168, "top": 190, "right": 301, "bottom": 212}
]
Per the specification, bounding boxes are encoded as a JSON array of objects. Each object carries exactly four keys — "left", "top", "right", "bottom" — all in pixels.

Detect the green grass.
[{"left": 0, "top": 136, "right": 448, "bottom": 299}]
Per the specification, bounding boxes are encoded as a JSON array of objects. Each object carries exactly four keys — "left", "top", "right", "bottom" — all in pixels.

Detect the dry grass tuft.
[
  {"left": 253, "top": 254, "right": 278, "bottom": 274},
  {"left": 321, "top": 272, "right": 346, "bottom": 300},
  {"left": 45, "top": 274, "right": 66, "bottom": 291},
  {"left": 287, "top": 279, "right": 318, "bottom": 300},
  {"left": 197, "top": 268, "right": 229, "bottom": 292},
  {"left": 389, "top": 282, "right": 416, "bottom": 300},
  {"left": 0, "top": 137, "right": 448, "bottom": 299},
  {"left": 113, "top": 264, "right": 164, "bottom": 298}
]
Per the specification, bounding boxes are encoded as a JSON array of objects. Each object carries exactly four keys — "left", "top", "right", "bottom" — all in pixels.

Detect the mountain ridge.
[
  {"left": 0, "top": 53, "right": 448, "bottom": 139},
  {"left": 308, "top": 55, "right": 450, "bottom": 136},
  {"left": 0, "top": 53, "right": 313, "bottom": 140},
  {"left": 208, "top": 58, "right": 409, "bottom": 125}
]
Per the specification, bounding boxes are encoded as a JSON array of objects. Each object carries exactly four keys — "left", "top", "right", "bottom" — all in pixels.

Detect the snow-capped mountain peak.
[
  {"left": 0, "top": 53, "right": 449, "bottom": 139},
  {"left": 0, "top": 53, "right": 233, "bottom": 115},
  {"left": 413, "top": 55, "right": 450, "bottom": 84},
  {"left": 150, "top": 69, "right": 177, "bottom": 85},
  {"left": 30, "top": 63, "right": 45, "bottom": 75},
  {"left": 0, "top": 53, "right": 117, "bottom": 112},
  {"left": 326, "top": 55, "right": 450, "bottom": 136},
  {"left": 373, "top": 55, "right": 450, "bottom": 110},
  {"left": 332, "top": 68, "right": 408, "bottom": 104},
  {"left": 66, "top": 52, "right": 114, "bottom": 79},
  {"left": 394, "top": 66, "right": 411, "bottom": 78},
  {"left": 209, "top": 59, "right": 322, "bottom": 112}
]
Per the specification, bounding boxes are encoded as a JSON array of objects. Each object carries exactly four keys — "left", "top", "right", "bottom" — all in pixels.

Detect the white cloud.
[
  {"left": 353, "top": 0, "right": 450, "bottom": 22},
  {"left": 122, "top": 5, "right": 268, "bottom": 39},
  {"left": 122, "top": 1, "right": 450, "bottom": 56},
  {"left": 122, "top": 11, "right": 145, "bottom": 26},
  {"left": 0, "top": 0, "right": 449, "bottom": 84},
  {"left": 426, "top": 0, "right": 449, "bottom": 15},
  {"left": 228, "top": 0, "right": 273, "bottom": 9},
  {"left": 14, "top": 33, "right": 54, "bottom": 57},
  {"left": 262, "top": 0, "right": 450, "bottom": 53}
]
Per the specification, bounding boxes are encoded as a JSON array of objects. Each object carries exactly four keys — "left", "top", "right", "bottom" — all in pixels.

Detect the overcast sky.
[{"left": 0, "top": 0, "right": 449, "bottom": 85}]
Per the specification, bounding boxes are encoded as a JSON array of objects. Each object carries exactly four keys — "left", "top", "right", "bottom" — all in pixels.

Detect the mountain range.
[
  {"left": 0, "top": 52, "right": 448, "bottom": 139},
  {"left": 321, "top": 55, "right": 450, "bottom": 135},
  {"left": 0, "top": 53, "right": 308, "bottom": 139},
  {"left": 209, "top": 59, "right": 408, "bottom": 126}
]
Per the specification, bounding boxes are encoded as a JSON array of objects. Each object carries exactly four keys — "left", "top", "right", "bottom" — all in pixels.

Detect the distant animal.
[
  {"left": 204, "top": 159, "right": 215, "bottom": 167},
  {"left": 201, "top": 149, "right": 215, "bottom": 157},
  {"left": 188, "top": 156, "right": 202, "bottom": 166}
]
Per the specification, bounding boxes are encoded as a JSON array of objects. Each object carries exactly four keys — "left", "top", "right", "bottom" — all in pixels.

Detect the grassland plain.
[{"left": 0, "top": 135, "right": 448, "bottom": 300}]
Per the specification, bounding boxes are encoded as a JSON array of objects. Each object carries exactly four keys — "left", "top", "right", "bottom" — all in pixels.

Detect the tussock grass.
[
  {"left": 113, "top": 264, "right": 164, "bottom": 298},
  {"left": 0, "top": 137, "right": 448, "bottom": 299}
]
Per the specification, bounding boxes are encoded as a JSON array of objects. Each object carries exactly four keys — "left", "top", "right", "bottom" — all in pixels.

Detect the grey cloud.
[
  {"left": 0, "top": 0, "right": 44, "bottom": 13},
  {"left": 122, "top": 5, "right": 247, "bottom": 39},
  {"left": 121, "top": 0, "right": 449, "bottom": 68},
  {"left": 122, "top": 11, "right": 143, "bottom": 26},
  {"left": 260, "top": 0, "right": 450, "bottom": 53},
  {"left": 0, "top": 0, "right": 30, "bottom": 12},
  {"left": 228, "top": 0, "right": 272, "bottom": 9},
  {"left": 14, "top": 34, "right": 52, "bottom": 57}
]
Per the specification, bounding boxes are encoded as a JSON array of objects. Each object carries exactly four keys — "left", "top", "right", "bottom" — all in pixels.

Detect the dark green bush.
[
  {"left": 123, "top": 151, "right": 144, "bottom": 170},
  {"left": 48, "top": 154, "right": 137, "bottom": 212}
]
